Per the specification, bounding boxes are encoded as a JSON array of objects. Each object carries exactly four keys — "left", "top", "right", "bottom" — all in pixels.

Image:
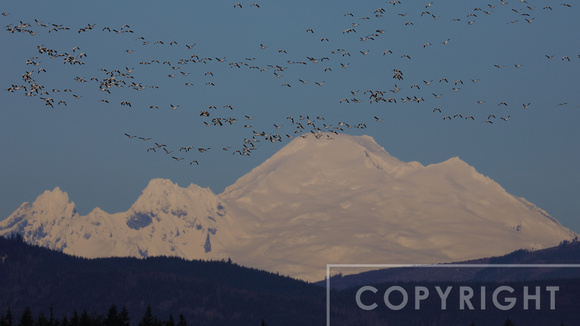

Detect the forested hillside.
[{"left": 0, "top": 234, "right": 324, "bottom": 326}]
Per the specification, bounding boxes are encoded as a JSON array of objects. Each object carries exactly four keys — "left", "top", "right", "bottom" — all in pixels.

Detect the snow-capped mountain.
[
  {"left": 0, "top": 179, "right": 222, "bottom": 259},
  {"left": 1, "top": 133, "right": 577, "bottom": 281},
  {"left": 216, "top": 133, "right": 578, "bottom": 280}
]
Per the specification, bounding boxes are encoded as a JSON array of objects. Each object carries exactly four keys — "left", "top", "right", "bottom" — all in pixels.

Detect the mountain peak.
[
  {"left": 31, "top": 187, "right": 76, "bottom": 217},
  {"left": 0, "top": 187, "right": 78, "bottom": 245},
  {"left": 129, "top": 178, "right": 219, "bottom": 226},
  {"left": 33, "top": 186, "right": 69, "bottom": 204},
  {"left": 216, "top": 133, "right": 578, "bottom": 281},
  {"left": 135, "top": 178, "right": 192, "bottom": 209},
  {"left": 267, "top": 132, "right": 400, "bottom": 165},
  {"left": 142, "top": 178, "right": 180, "bottom": 192},
  {"left": 222, "top": 133, "right": 409, "bottom": 199},
  {"left": 439, "top": 156, "right": 476, "bottom": 169},
  {"left": 445, "top": 156, "right": 463, "bottom": 162}
]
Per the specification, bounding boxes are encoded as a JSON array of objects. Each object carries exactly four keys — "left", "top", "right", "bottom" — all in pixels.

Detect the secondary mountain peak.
[
  {"left": 0, "top": 180, "right": 221, "bottom": 259},
  {"left": 131, "top": 178, "right": 217, "bottom": 215},
  {"left": 0, "top": 187, "right": 78, "bottom": 250},
  {"left": 32, "top": 187, "right": 76, "bottom": 216}
]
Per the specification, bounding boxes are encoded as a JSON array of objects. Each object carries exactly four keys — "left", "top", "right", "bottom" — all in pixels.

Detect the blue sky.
[{"left": 1, "top": 0, "right": 579, "bottom": 233}]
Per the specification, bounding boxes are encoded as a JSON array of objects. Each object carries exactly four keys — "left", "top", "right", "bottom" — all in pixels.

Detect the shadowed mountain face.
[{"left": 1, "top": 133, "right": 577, "bottom": 281}]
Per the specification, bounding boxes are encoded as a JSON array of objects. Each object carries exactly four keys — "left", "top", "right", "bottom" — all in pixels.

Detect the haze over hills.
[{"left": 1, "top": 133, "right": 577, "bottom": 281}]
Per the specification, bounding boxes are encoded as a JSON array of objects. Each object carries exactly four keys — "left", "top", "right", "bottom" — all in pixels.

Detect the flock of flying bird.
[{"left": 3, "top": 1, "right": 579, "bottom": 165}]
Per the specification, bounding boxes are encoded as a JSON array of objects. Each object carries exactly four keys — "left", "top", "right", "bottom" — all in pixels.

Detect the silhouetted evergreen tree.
[
  {"left": 35, "top": 312, "right": 49, "bottom": 326},
  {"left": 69, "top": 311, "right": 78, "bottom": 326},
  {"left": 105, "top": 305, "right": 118, "bottom": 326},
  {"left": 176, "top": 314, "right": 186, "bottom": 326},
  {"left": 48, "top": 306, "right": 56, "bottom": 326},
  {"left": 163, "top": 315, "right": 174, "bottom": 326},
  {"left": 1, "top": 308, "right": 14, "bottom": 326},
  {"left": 18, "top": 307, "right": 34, "bottom": 326},
  {"left": 60, "top": 316, "right": 68, "bottom": 326},
  {"left": 504, "top": 318, "right": 515, "bottom": 326},
  {"left": 118, "top": 307, "right": 129, "bottom": 326},
  {"left": 79, "top": 309, "right": 93, "bottom": 326},
  {"left": 138, "top": 305, "right": 159, "bottom": 326}
]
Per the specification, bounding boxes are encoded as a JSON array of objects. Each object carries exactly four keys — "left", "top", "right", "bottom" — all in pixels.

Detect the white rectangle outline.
[{"left": 326, "top": 264, "right": 580, "bottom": 326}]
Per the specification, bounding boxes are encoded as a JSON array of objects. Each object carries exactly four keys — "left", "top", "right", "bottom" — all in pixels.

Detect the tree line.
[{"left": 0, "top": 304, "right": 191, "bottom": 326}]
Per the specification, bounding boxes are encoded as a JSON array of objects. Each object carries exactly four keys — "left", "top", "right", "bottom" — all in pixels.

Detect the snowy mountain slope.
[
  {"left": 1, "top": 133, "right": 577, "bottom": 281},
  {"left": 216, "top": 133, "right": 578, "bottom": 280},
  {"left": 0, "top": 179, "right": 223, "bottom": 259}
]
